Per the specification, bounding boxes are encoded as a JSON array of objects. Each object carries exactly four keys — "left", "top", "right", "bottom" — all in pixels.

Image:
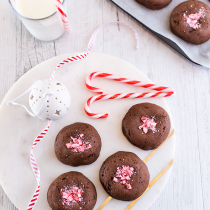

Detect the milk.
[
  {"left": 17, "top": 0, "right": 61, "bottom": 19},
  {"left": 10, "top": 0, "right": 66, "bottom": 41}
]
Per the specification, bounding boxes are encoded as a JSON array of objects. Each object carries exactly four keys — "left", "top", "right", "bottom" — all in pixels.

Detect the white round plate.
[{"left": 0, "top": 53, "right": 175, "bottom": 210}]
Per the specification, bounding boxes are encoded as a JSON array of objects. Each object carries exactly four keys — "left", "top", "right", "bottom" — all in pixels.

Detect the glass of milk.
[{"left": 9, "top": 0, "right": 66, "bottom": 41}]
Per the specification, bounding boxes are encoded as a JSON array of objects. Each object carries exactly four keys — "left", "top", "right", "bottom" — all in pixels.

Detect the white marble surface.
[
  {"left": 0, "top": 53, "right": 175, "bottom": 210},
  {"left": 0, "top": 0, "right": 209, "bottom": 210}
]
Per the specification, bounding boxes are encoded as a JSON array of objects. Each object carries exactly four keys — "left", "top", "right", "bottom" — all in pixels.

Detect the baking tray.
[{"left": 108, "top": 0, "right": 200, "bottom": 66}]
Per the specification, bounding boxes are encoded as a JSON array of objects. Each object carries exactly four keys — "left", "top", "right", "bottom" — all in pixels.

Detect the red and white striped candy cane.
[
  {"left": 55, "top": 0, "right": 71, "bottom": 34},
  {"left": 27, "top": 121, "right": 51, "bottom": 210},
  {"left": 50, "top": 21, "right": 139, "bottom": 80},
  {"left": 85, "top": 92, "right": 174, "bottom": 119},
  {"left": 86, "top": 72, "right": 174, "bottom": 94}
]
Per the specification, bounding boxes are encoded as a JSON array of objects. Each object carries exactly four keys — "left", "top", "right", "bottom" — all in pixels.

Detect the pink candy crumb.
[
  {"left": 183, "top": 8, "right": 205, "bottom": 29},
  {"left": 61, "top": 187, "right": 83, "bottom": 205},
  {"left": 113, "top": 177, "right": 118, "bottom": 182},
  {"left": 66, "top": 134, "right": 92, "bottom": 153},
  {"left": 113, "top": 165, "right": 134, "bottom": 189},
  {"left": 139, "top": 116, "right": 157, "bottom": 134}
]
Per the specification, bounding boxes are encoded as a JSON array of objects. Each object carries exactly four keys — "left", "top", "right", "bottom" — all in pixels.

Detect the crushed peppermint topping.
[
  {"left": 61, "top": 187, "right": 83, "bottom": 205},
  {"left": 183, "top": 7, "right": 205, "bottom": 29},
  {"left": 66, "top": 134, "right": 92, "bottom": 152},
  {"left": 113, "top": 165, "right": 135, "bottom": 189},
  {"left": 139, "top": 116, "right": 157, "bottom": 134}
]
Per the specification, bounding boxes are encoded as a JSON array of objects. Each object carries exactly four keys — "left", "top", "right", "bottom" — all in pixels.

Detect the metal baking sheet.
[{"left": 109, "top": 0, "right": 210, "bottom": 68}]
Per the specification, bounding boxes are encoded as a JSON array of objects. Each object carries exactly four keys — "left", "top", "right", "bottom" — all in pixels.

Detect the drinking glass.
[{"left": 9, "top": 0, "right": 66, "bottom": 41}]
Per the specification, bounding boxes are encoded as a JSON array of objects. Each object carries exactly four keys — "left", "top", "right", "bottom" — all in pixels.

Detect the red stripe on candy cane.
[
  {"left": 84, "top": 91, "right": 174, "bottom": 119},
  {"left": 27, "top": 121, "right": 51, "bottom": 210},
  {"left": 85, "top": 72, "right": 175, "bottom": 94}
]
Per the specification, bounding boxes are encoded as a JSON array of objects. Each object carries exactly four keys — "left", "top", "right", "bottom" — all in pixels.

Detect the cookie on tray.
[
  {"left": 170, "top": 0, "right": 210, "bottom": 44},
  {"left": 47, "top": 171, "right": 97, "bottom": 210},
  {"left": 99, "top": 151, "right": 150, "bottom": 201},
  {"left": 55, "top": 122, "right": 102, "bottom": 166},
  {"left": 122, "top": 103, "right": 170, "bottom": 150},
  {"left": 136, "top": 0, "right": 172, "bottom": 10}
]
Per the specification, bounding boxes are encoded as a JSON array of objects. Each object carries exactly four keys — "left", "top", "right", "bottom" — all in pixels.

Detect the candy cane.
[
  {"left": 85, "top": 92, "right": 174, "bottom": 119},
  {"left": 55, "top": 0, "right": 71, "bottom": 34},
  {"left": 85, "top": 72, "right": 174, "bottom": 94},
  {"left": 50, "top": 21, "right": 139, "bottom": 80},
  {"left": 27, "top": 121, "right": 51, "bottom": 210}
]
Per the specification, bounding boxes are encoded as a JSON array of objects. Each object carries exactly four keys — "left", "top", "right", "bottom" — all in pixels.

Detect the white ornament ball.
[{"left": 29, "top": 79, "right": 71, "bottom": 121}]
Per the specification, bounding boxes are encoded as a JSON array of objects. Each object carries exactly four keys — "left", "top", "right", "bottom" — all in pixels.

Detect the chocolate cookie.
[
  {"left": 47, "top": 171, "right": 97, "bottom": 210},
  {"left": 122, "top": 103, "right": 170, "bottom": 150},
  {"left": 170, "top": 0, "right": 210, "bottom": 44},
  {"left": 55, "top": 122, "right": 101, "bottom": 166},
  {"left": 136, "top": 0, "right": 172, "bottom": 10},
  {"left": 99, "top": 151, "right": 150, "bottom": 201}
]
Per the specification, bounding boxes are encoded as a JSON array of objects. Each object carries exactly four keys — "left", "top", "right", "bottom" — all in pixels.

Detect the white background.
[{"left": 0, "top": 0, "right": 209, "bottom": 210}]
